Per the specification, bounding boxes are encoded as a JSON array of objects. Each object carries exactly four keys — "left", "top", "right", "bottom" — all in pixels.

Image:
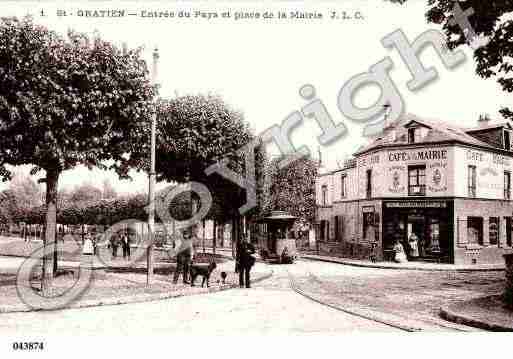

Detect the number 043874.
[{"left": 12, "top": 342, "right": 44, "bottom": 351}]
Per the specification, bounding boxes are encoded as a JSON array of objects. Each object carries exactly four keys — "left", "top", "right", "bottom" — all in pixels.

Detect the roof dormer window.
[{"left": 408, "top": 128, "right": 416, "bottom": 144}]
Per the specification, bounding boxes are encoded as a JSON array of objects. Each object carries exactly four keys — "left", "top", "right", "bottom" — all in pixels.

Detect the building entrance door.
[{"left": 407, "top": 216, "right": 425, "bottom": 260}]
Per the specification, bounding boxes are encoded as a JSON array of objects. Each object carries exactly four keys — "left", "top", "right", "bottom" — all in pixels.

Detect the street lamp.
[{"left": 147, "top": 47, "right": 159, "bottom": 286}]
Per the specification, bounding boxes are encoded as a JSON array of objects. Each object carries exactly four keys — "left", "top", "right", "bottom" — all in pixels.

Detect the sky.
[{"left": 1, "top": 0, "right": 511, "bottom": 195}]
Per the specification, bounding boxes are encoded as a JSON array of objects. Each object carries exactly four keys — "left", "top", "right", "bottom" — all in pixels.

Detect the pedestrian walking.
[
  {"left": 236, "top": 234, "right": 256, "bottom": 288},
  {"left": 173, "top": 229, "right": 194, "bottom": 284}
]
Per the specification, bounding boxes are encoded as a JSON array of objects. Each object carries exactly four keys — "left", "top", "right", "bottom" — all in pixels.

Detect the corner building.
[{"left": 316, "top": 114, "right": 513, "bottom": 265}]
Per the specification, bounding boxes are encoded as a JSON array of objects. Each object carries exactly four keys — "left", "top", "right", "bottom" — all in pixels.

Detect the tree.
[
  {"left": 129, "top": 94, "right": 267, "bottom": 248},
  {"left": 0, "top": 190, "right": 17, "bottom": 225},
  {"left": 69, "top": 183, "right": 103, "bottom": 204},
  {"left": 392, "top": 1, "right": 513, "bottom": 119},
  {"left": 264, "top": 156, "right": 318, "bottom": 224},
  {"left": 9, "top": 172, "right": 42, "bottom": 208},
  {"left": 0, "top": 17, "right": 155, "bottom": 292},
  {"left": 102, "top": 179, "right": 117, "bottom": 199}
]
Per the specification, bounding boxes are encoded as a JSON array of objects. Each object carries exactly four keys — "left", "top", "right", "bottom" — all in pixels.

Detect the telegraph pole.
[{"left": 147, "top": 47, "right": 159, "bottom": 286}]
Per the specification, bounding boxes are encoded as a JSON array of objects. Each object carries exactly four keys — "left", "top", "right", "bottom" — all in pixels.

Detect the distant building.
[{"left": 316, "top": 113, "right": 513, "bottom": 265}]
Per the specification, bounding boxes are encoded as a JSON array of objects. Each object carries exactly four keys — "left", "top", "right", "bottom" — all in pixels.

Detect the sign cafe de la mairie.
[{"left": 316, "top": 114, "right": 513, "bottom": 265}]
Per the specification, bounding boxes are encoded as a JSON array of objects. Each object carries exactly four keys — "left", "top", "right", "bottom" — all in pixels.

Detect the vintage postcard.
[{"left": 0, "top": 0, "right": 511, "bottom": 357}]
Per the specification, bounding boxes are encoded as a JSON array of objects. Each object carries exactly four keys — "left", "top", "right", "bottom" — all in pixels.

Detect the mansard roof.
[{"left": 354, "top": 113, "right": 506, "bottom": 156}]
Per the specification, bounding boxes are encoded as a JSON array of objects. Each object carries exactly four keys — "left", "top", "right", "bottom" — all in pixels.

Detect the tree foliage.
[
  {"left": 0, "top": 17, "right": 155, "bottom": 285},
  {"left": 0, "top": 17, "right": 155, "bottom": 179},
  {"left": 102, "top": 179, "right": 117, "bottom": 199},
  {"left": 69, "top": 183, "right": 103, "bottom": 204},
  {"left": 0, "top": 190, "right": 17, "bottom": 224},
  {"left": 131, "top": 94, "right": 267, "bottom": 222},
  {"left": 8, "top": 172, "right": 41, "bottom": 208},
  {"left": 264, "top": 156, "right": 318, "bottom": 223}
]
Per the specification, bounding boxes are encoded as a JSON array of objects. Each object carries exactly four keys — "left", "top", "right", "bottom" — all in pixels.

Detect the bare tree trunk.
[
  {"left": 53, "top": 225, "right": 59, "bottom": 276},
  {"left": 231, "top": 216, "right": 241, "bottom": 259},
  {"left": 42, "top": 169, "right": 59, "bottom": 294},
  {"left": 202, "top": 219, "right": 206, "bottom": 253},
  {"left": 221, "top": 224, "right": 224, "bottom": 248},
  {"left": 213, "top": 220, "right": 217, "bottom": 255}
]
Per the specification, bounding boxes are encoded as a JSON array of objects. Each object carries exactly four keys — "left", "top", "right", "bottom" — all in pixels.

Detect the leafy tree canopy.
[
  {"left": 69, "top": 183, "right": 103, "bottom": 205},
  {"left": 130, "top": 94, "right": 267, "bottom": 221},
  {"left": 0, "top": 16, "right": 155, "bottom": 179},
  {"left": 264, "top": 156, "right": 318, "bottom": 223},
  {"left": 8, "top": 171, "right": 41, "bottom": 208}
]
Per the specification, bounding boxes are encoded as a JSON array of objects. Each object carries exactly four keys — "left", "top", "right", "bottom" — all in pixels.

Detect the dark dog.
[{"left": 190, "top": 262, "right": 217, "bottom": 287}]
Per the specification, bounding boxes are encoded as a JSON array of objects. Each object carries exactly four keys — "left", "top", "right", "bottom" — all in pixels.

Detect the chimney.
[
  {"left": 478, "top": 113, "right": 491, "bottom": 128},
  {"left": 383, "top": 103, "right": 391, "bottom": 128}
]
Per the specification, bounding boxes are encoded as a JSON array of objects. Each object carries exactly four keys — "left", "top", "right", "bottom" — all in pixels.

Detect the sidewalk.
[
  {"left": 440, "top": 295, "right": 513, "bottom": 331},
  {"left": 301, "top": 254, "right": 505, "bottom": 272}
]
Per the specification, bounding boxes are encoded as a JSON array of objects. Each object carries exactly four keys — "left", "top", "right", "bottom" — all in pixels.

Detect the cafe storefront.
[
  {"left": 316, "top": 115, "right": 513, "bottom": 265},
  {"left": 382, "top": 200, "right": 454, "bottom": 263}
]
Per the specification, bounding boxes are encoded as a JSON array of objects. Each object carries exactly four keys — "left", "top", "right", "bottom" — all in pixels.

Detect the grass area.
[
  {"left": 0, "top": 262, "right": 240, "bottom": 311},
  {"left": 0, "top": 236, "right": 243, "bottom": 311}
]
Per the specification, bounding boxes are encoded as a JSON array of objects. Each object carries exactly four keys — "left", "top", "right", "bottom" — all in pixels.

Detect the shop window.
[
  {"left": 468, "top": 165, "right": 477, "bottom": 198},
  {"left": 489, "top": 217, "right": 499, "bottom": 246},
  {"left": 507, "top": 217, "right": 513, "bottom": 247},
  {"left": 366, "top": 170, "right": 372, "bottom": 199},
  {"left": 467, "top": 217, "right": 483, "bottom": 245},
  {"left": 321, "top": 185, "right": 328, "bottom": 206},
  {"left": 505, "top": 171, "right": 511, "bottom": 200},
  {"left": 408, "top": 165, "right": 426, "bottom": 196},
  {"left": 428, "top": 220, "right": 441, "bottom": 253},
  {"left": 341, "top": 174, "right": 347, "bottom": 198}
]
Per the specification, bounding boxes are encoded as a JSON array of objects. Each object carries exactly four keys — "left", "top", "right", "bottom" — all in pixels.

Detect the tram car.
[{"left": 256, "top": 211, "right": 297, "bottom": 264}]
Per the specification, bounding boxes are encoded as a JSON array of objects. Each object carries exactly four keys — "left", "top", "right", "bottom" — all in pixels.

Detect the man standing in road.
[
  {"left": 236, "top": 233, "right": 256, "bottom": 288},
  {"left": 173, "top": 229, "right": 194, "bottom": 284}
]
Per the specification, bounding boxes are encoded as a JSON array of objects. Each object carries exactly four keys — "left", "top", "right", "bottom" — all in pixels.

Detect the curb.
[
  {"left": 290, "top": 280, "right": 421, "bottom": 332},
  {"left": 440, "top": 305, "right": 513, "bottom": 332},
  {"left": 0, "top": 270, "right": 273, "bottom": 314},
  {"left": 301, "top": 255, "right": 505, "bottom": 272}
]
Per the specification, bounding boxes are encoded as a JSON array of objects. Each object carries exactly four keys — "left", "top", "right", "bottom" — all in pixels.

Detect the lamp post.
[{"left": 147, "top": 47, "right": 159, "bottom": 286}]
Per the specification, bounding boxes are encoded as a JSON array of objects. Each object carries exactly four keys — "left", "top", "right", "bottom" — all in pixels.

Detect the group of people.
[
  {"left": 110, "top": 232, "right": 131, "bottom": 259},
  {"left": 393, "top": 232, "right": 420, "bottom": 263},
  {"left": 172, "top": 229, "right": 256, "bottom": 288}
]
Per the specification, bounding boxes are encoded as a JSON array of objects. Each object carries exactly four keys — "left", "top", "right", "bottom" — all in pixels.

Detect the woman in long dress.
[
  {"left": 393, "top": 239, "right": 408, "bottom": 263},
  {"left": 408, "top": 233, "right": 420, "bottom": 259}
]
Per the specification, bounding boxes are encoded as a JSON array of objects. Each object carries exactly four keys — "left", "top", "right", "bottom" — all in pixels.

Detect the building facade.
[{"left": 316, "top": 114, "right": 513, "bottom": 265}]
